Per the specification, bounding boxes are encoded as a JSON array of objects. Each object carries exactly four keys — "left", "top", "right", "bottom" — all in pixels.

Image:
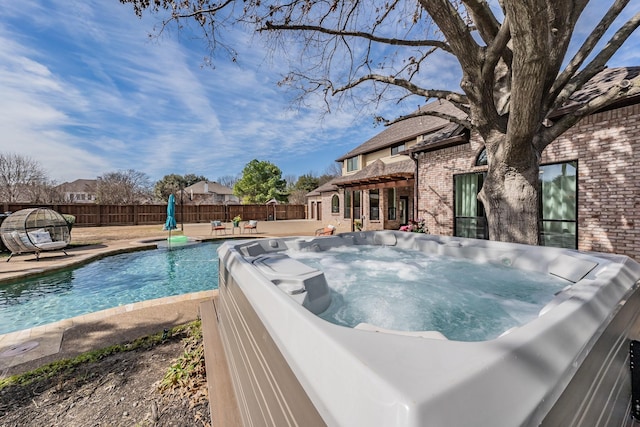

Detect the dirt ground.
[
  {"left": 1, "top": 226, "right": 216, "bottom": 427},
  {"left": 0, "top": 325, "right": 210, "bottom": 427}
]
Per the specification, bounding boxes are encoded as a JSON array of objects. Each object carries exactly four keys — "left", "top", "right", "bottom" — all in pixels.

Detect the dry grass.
[{"left": 70, "top": 225, "right": 181, "bottom": 245}]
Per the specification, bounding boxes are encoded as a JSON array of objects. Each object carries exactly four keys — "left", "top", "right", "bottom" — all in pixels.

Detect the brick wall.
[
  {"left": 416, "top": 139, "right": 485, "bottom": 236},
  {"left": 417, "top": 103, "right": 640, "bottom": 260}
]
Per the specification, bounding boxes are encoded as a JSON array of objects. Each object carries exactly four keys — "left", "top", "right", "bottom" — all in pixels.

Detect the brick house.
[
  {"left": 308, "top": 100, "right": 466, "bottom": 231},
  {"left": 311, "top": 66, "right": 640, "bottom": 260}
]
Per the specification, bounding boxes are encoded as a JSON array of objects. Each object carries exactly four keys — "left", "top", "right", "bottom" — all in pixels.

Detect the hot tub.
[{"left": 216, "top": 231, "right": 640, "bottom": 426}]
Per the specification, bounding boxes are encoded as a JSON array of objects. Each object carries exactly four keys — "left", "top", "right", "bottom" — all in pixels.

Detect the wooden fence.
[{"left": 1, "top": 203, "right": 307, "bottom": 227}]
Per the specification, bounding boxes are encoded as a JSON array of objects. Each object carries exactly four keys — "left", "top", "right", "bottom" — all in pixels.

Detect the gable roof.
[
  {"left": 306, "top": 180, "right": 339, "bottom": 196},
  {"left": 184, "top": 181, "right": 234, "bottom": 195},
  {"left": 333, "top": 158, "right": 415, "bottom": 188},
  {"left": 56, "top": 179, "right": 97, "bottom": 192},
  {"left": 336, "top": 99, "right": 466, "bottom": 161}
]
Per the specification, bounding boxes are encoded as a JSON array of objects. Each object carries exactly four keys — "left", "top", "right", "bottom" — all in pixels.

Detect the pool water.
[
  {"left": 0, "top": 242, "right": 221, "bottom": 334},
  {"left": 288, "top": 245, "right": 569, "bottom": 341}
]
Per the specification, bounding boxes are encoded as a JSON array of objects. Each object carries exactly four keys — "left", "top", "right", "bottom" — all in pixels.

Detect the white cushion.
[
  {"left": 37, "top": 241, "right": 68, "bottom": 250},
  {"left": 28, "top": 229, "right": 52, "bottom": 244}
]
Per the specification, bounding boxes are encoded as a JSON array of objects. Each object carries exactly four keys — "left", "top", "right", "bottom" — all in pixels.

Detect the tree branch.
[
  {"left": 549, "top": 0, "right": 633, "bottom": 108},
  {"left": 332, "top": 73, "right": 468, "bottom": 105},
  {"left": 539, "top": 73, "right": 640, "bottom": 150},
  {"left": 482, "top": 16, "right": 511, "bottom": 78},
  {"left": 461, "top": 0, "right": 500, "bottom": 44},
  {"left": 262, "top": 22, "right": 452, "bottom": 52},
  {"left": 553, "top": 11, "right": 640, "bottom": 112},
  {"left": 384, "top": 107, "right": 472, "bottom": 129}
]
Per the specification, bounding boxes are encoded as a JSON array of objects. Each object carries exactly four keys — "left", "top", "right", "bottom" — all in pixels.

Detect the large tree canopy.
[
  {"left": 234, "top": 159, "right": 287, "bottom": 204},
  {"left": 121, "top": 0, "right": 640, "bottom": 244}
]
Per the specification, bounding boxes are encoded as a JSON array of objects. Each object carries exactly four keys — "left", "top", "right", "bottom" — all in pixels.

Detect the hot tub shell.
[{"left": 216, "top": 231, "right": 640, "bottom": 427}]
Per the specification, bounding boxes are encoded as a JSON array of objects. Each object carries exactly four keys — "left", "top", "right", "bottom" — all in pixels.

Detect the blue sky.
[{"left": 1, "top": 1, "right": 638, "bottom": 184}]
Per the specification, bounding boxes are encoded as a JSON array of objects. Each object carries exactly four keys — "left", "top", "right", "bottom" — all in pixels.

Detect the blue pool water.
[{"left": 0, "top": 242, "right": 220, "bottom": 334}]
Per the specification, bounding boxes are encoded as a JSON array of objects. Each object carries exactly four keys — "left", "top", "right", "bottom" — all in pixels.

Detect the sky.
[{"left": 1, "top": 1, "right": 638, "bottom": 185}]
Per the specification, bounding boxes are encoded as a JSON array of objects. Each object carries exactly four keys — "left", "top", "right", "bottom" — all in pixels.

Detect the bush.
[{"left": 62, "top": 214, "right": 76, "bottom": 232}]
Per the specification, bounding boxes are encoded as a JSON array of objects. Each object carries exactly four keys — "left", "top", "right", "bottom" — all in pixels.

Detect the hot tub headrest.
[{"left": 548, "top": 254, "right": 599, "bottom": 283}]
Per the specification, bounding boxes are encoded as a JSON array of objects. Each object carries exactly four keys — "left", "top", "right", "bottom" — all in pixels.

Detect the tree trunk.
[{"left": 478, "top": 133, "right": 540, "bottom": 245}]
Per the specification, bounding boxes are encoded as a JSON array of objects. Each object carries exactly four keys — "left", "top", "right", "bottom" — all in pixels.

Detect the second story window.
[
  {"left": 391, "top": 143, "right": 406, "bottom": 156},
  {"left": 346, "top": 156, "right": 359, "bottom": 172}
]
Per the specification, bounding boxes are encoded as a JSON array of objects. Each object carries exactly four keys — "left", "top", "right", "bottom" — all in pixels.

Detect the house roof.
[
  {"left": 338, "top": 66, "right": 640, "bottom": 161},
  {"left": 184, "top": 181, "right": 234, "bottom": 195},
  {"left": 333, "top": 158, "right": 415, "bottom": 188},
  {"left": 306, "top": 181, "right": 339, "bottom": 196},
  {"left": 56, "top": 179, "right": 96, "bottom": 192},
  {"left": 317, "top": 66, "right": 639, "bottom": 192},
  {"left": 553, "top": 66, "right": 640, "bottom": 115},
  {"left": 335, "top": 99, "right": 466, "bottom": 161}
]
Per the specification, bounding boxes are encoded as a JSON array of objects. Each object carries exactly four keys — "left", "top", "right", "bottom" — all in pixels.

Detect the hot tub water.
[{"left": 288, "top": 245, "right": 568, "bottom": 341}]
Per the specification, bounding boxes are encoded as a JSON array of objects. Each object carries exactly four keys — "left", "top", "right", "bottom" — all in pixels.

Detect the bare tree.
[
  {"left": 24, "top": 179, "right": 65, "bottom": 204},
  {"left": 0, "top": 153, "right": 48, "bottom": 203},
  {"left": 121, "top": 0, "right": 640, "bottom": 244},
  {"left": 217, "top": 174, "right": 239, "bottom": 189},
  {"left": 96, "top": 170, "right": 153, "bottom": 204}
]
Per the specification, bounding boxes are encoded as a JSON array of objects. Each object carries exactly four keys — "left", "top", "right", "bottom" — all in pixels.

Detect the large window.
[
  {"left": 331, "top": 194, "right": 340, "bottom": 213},
  {"left": 539, "top": 161, "right": 577, "bottom": 249},
  {"left": 347, "top": 156, "right": 359, "bottom": 172},
  {"left": 387, "top": 188, "right": 397, "bottom": 220},
  {"left": 353, "top": 190, "right": 362, "bottom": 219},
  {"left": 453, "top": 161, "right": 578, "bottom": 249},
  {"left": 454, "top": 173, "right": 487, "bottom": 239},
  {"left": 369, "top": 190, "right": 380, "bottom": 220},
  {"left": 344, "top": 190, "right": 361, "bottom": 219}
]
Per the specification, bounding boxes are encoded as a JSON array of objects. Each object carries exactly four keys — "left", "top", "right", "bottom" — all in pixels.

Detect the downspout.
[{"left": 411, "top": 151, "right": 419, "bottom": 222}]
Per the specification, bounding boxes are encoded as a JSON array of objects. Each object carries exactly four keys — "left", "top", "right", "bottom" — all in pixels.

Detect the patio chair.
[
  {"left": 315, "top": 224, "right": 336, "bottom": 236},
  {"left": 0, "top": 208, "right": 70, "bottom": 261},
  {"left": 210, "top": 220, "right": 227, "bottom": 235},
  {"left": 243, "top": 220, "right": 258, "bottom": 234}
]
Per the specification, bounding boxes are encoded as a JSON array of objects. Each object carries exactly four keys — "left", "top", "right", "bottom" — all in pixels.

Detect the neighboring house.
[
  {"left": 310, "top": 66, "right": 640, "bottom": 261},
  {"left": 184, "top": 181, "right": 239, "bottom": 205},
  {"left": 56, "top": 179, "right": 97, "bottom": 203}
]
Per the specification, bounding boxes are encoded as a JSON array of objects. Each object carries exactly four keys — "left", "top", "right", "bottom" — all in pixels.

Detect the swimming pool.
[{"left": 0, "top": 242, "right": 221, "bottom": 334}]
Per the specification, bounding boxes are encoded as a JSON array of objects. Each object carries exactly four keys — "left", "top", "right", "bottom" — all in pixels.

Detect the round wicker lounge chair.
[{"left": 0, "top": 208, "right": 71, "bottom": 261}]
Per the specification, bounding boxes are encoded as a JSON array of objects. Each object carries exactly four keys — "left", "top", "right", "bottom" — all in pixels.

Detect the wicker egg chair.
[{"left": 0, "top": 208, "right": 71, "bottom": 261}]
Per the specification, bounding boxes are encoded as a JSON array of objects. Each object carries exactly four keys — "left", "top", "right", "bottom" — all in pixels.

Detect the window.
[
  {"left": 387, "top": 188, "right": 397, "bottom": 220},
  {"left": 331, "top": 194, "right": 340, "bottom": 213},
  {"left": 454, "top": 173, "right": 488, "bottom": 239},
  {"left": 391, "top": 143, "right": 406, "bottom": 156},
  {"left": 353, "top": 190, "right": 362, "bottom": 219},
  {"left": 453, "top": 161, "right": 578, "bottom": 249},
  {"left": 344, "top": 191, "right": 351, "bottom": 219},
  {"left": 369, "top": 190, "right": 380, "bottom": 220},
  {"left": 347, "top": 156, "right": 359, "bottom": 172},
  {"left": 539, "top": 161, "right": 577, "bottom": 249},
  {"left": 476, "top": 148, "right": 488, "bottom": 166}
]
